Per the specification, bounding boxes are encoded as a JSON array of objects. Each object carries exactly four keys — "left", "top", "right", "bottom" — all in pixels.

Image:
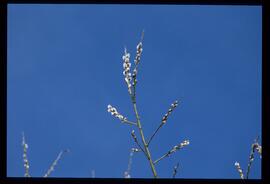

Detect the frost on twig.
[
  {"left": 22, "top": 132, "right": 30, "bottom": 177},
  {"left": 44, "top": 149, "right": 69, "bottom": 177}
]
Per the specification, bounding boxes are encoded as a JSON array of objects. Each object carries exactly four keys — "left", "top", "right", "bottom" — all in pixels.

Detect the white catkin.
[
  {"left": 44, "top": 150, "right": 69, "bottom": 177},
  {"left": 22, "top": 132, "right": 30, "bottom": 177}
]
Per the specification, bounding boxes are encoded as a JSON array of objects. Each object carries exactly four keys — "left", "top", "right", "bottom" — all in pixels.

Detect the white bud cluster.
[
  {"left": 22, "top": 132, "right": 30, "bottom": 177},
  {"left": 44, "top": 150, "right": 69, "bottom": 177},
  {"left": 124, "top": 171, "right": 131, "bottom": 178},
  {"left": 131, "top": 148, "right": 140, "bottom": 152},
  {"left": 131, "top": 130, "right": 137, "bottom": 140},
  {"left": 134, "top": 42, "right": 143, "bottom": 65},
  {"left": 122, "top": 48, "right": 132, "bottom": 94},
  {"left": 253, "top": 142, "right": 262, "bottom": 158},
  {"left": 171, "top": 140, "right": 190, "bottom": 153},
  {"left": 107, "top": 104, "right": 127, "bottom": 122},
  {"left": 162, "top": 100, "right": 179, "bottom": 124},
  {"left": 234, "top": 162, "right": 244, "bottom": 179}
]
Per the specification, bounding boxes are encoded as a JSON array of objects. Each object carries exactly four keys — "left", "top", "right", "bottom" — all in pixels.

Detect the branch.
[
  {"left": 172, "top": 162, "right": 180, "bottom": 178},
  {"left": 147, "top": 100, "right": 179, "bottom": 146},
  {"left": 154, "top": 140, "right": 189, "bottom": 165},
  {"left": 107, "top": 104, "right": 137, "bottom": 126},
  {"left": 22, "top": 132, "right": 30, "bottom": 177},
  {"left": 43, "top": 149, "right": 69, "bottom": 177},
  {"left": 234, "top": 162, "right": 244, "bottom": 179},
  {"left": 124, "top": 148, "right": 140, "bottom": 178},
  {"left": 131, "top": 130, "right": 147, "bottom": 157},
  {"left": 246, "top": 136, "right": 261, "bottom": 179}
]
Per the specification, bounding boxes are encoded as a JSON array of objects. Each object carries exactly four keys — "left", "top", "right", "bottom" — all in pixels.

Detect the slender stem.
[
  {"left": 122, "top": 119, "right": 137, "bottom": 126},
  {"left": 147, "top": 123, "right": 163, "bottom": 146},
  {"left": 131, "top": 135, "right": 147, "bottom": 157},
  {"left": 154, "top": 151, "right": 170, "bottom": 164},
  {"left": 44, "top": 149, "right": 69, "bottom": 177},
  {"left": 172, "top": 162, "right": 180, "bottom": 178},
  {"left": 246, "top": 137, "right": 259, "bottom": 179},
  {"left": 131, "top": 101, "right": 158, "bottom": 178}
]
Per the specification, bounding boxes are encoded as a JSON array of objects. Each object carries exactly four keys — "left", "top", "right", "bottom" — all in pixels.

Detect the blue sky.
[{"left": 7, "top": 4, "right": 262, "bottom": 179}]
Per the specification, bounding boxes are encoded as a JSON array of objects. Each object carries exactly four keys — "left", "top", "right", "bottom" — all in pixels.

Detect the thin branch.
[
  {"left": 246, "top": 136, "right": 260, "bottom": 179},
  {"left": 147, "top": 100, "right": 179, "bottom": 146},
  {"left": 124, "top": 148, "right": 140, "bottom": 178},
  {"left": 43, "top": 149, "right": 69, "bottom": 177},
  {"left": 131, "top": 101, "right": 158, "bottom": 178},
  {"left": 107, "top": 104, "right": 137, "bottom": 126},
  {"left": 154, "top": 140, "right": 189, "bottom": 165},
  {"left": 234, "top": 162, "right": 244, "bottom": 179},
  {"left": 125, "top": 32, "right": 158, "bottom": 178},
  {"left": 122, "top": 119, "right": 137, "bottom": 126},
  {"left": 131, "top": 130, "right": 147, "bottom": 157},
  {"left": 172, "top": 162, "right": 180, "bottom": 178},
  {"left": 147, "top": 124, "right": 163, "bottom": 147}
]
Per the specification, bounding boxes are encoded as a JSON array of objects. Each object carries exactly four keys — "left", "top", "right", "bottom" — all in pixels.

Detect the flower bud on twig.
[
  {"left": 122, "top": 48, "right": 132, "bottom": 95},
  {"left": 162, "top": 100, "right": 179, "bottom": 124},
  {"left": 107, "top": 104, "right": 127, "bottom": 122},
  {"left": 235, "top": 162, "right": 244, "bottom": 179},
  {"left": 22, "top": 132, "right": 30, "bottom": 177}
]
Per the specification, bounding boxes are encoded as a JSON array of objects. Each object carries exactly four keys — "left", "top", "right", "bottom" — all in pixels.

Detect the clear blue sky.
[{"left": 7, "top": 4, "right": 262, "bottom": 179}]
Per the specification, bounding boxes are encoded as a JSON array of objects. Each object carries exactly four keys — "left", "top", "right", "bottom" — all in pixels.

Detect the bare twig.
[
  {"left": 172, "top": 162, "right": 180, "bottom": 178},
  {"left": 44, "top": 149, "right": 69, "bottom": 177},
  {"left": 147, "top": 124, "right": 163, "bottom": 147}
]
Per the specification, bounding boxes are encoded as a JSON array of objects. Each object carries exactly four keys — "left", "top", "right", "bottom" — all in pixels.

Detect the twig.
[
  {"left": 122, "top": 119, "right": 137, "bottom": 126},
  {"left": 234, "top": 162, "right": 244, "bottom": 179},
  {"left": 147, "top": 124, "right": 163, "bottom": 147},
  {"left": 172, "top": 162, "right": 180, "bottom": 178},
  {"left": 154, "top": 140, "right": 189, "bottom": 165},
  {"left": 147, "top": 100, "right": 179, "bottom": 146},
  {"left": 44, "top": 149, "right": 69, "bottom": 177},
  {"left": 246, "top": 136, "right": 261, "bottom": 179},
  {"left": 131, "top": 130, "right": 147, "bottom": 157},
  {"left": 22, "top": 132, "right": 30, "bottom": 177},
  {"left": 124, "top": 148, "right": 140, "bottom": 178},
  {"left": 107, "top": 105, "right": 137, "bottom": 126}
]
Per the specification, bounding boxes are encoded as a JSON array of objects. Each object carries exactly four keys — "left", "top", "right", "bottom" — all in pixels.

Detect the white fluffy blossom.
[
  {"left": 107, "top": 104, "right": 127, "bottom": 122},
  {"left": 162, "top": 100, "right": 179, "bottom": 124},
  {"left": 122, "top": 48, "right": 132, "bottom": 94}
]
